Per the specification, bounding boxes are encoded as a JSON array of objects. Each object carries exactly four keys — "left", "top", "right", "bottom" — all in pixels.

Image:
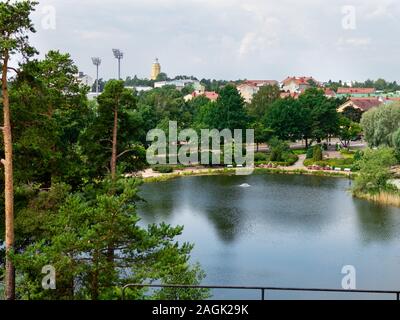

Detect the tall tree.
[
  {"left": 212, "top": 84, "right": 248, "bottom": 131},
  {"left": 10, "top": 51, "right": 91, "bottom": 187},
  {"left": 264, "top": 97, "right": 306, "bottom": 142},
  {"left": 248, "top": 84, "right": 280, "bottom": 119},
  {"left": 80, "top": 80, "right": 140, "bottom": 179},
  {"left": 0, "top": 0, "right": 37, "bottom": 300}
]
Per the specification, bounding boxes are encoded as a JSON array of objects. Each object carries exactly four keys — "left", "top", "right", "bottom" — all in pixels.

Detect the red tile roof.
[
  {"left": 337, "top": 87, "right": 375, "bottom": 94},
  {"left": 192, "top": 91, "right": 219, "bottom": 101},
  {"left": 282, "top": 76, "right": 317, "bottom": 86},
  {"left": 349, "top": 98, "right": 382, "bottom": 111},
  {"left": 239, "top": 80, "right": 278, "bottom": 88},
  {"left": 324, "top": 88, "right": 336, "bottom": 97},
  {"left": 280, "top": 92, "right": 300, "bottom": 99}
]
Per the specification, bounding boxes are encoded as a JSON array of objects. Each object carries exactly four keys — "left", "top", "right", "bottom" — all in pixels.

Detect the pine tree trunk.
[
  {"left": 110, "top": 106, "right": 118, "bottom": 180},
  {"left": 2, "top": 53, "right": 15, "bottom": 300}
]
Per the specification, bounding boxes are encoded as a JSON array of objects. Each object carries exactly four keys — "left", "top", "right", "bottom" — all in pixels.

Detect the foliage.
[
  {"left": 152, "top": 165, "right": 174, "bottom": 173},
  {"left": 9, "top": 50, "right": 91, "bottom": 187},
  {"left": 338, "top": 116, "right": 362, "bottom": 148},
  {"left": 353, "top": 148, "right": 398, "bottom": 195},
  {"left": 312, "top": 145, "right": 323, "bottom": 162},
  {"left": 0, "top": 0, "right": 37, "bottom": 59},
  {"left": 79, "top": 80, "right": 145, "bottom": 178},
  {"left": 306, "top": 147, "right": 314, "bottom": 159},
  {"left": 254, "top": 152, "right": 268, "bottom": 162},
  {"left": 247, "top": 85, "right": 280, "bottom": 119},
  {"left": 392, "top": 128, "right": 400, "bottom": 155},
  {"left": 304, "top": 157, "right": 354, "bottom": 169},
  {"left": 342, "top": 106, "right": 363, "bottom": 123},
  {"left": 12, "top": 178, "right": 209, "bottom": 300},
  {"left": 211, "top": 84, "right": 248, "bottom": 131},
  {"left": 361, "top": 102, "right": 400, "bottom": 147},
  {"left": 264, "top": 98, "right": 305, "bottom": 141}
]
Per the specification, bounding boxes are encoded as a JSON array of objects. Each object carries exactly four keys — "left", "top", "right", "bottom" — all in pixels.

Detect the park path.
[{"left": 290, "top": 154, "right": 306, "bottom": 170}]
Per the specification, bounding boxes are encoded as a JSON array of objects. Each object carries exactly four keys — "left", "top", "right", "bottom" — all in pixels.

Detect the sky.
[{"left": 22, "top": 0, "right": 400, "bottom": 82}]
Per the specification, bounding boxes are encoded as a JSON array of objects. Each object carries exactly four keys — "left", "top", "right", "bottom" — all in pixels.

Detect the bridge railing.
[{"left": 121, "top": 284, "right": 400, "bottom": 300}]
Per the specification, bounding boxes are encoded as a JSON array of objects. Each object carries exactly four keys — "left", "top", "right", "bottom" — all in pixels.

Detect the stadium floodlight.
[
  {"left": 112, "top": 49, "right": 124, "bottom": 80},
  {"left": 91, "top": 57, "right": 101, "bottom": 94}
]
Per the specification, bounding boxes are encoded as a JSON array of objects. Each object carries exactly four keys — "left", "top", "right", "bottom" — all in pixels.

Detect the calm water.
[{"left": 138, "top": 174, "right": 400, "bottom": 299}]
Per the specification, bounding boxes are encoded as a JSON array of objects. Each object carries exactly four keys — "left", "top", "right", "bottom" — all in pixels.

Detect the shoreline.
[
  {"left": 134, "top": 167, "right": 400, "bottom": 208},
  {"left": 353, "top": 191, "right": 400, "bottom": 207},
  {"left": 135, "top": 166, "right": 353, "bottom": 183}
]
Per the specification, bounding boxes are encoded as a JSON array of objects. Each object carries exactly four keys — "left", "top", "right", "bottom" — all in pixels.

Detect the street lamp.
[
  {"left": 112, "top": 49, "right": 124, "bottom": 80},
  {"left": 91, "top": 57, "right": 101, "bottom": 94}
]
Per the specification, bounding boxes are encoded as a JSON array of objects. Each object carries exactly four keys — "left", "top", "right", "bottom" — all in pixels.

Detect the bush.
[
  {"left": 254, "top": 152, "right": 268, "bottom": 162},
  {"left": 353, "top": 148, "right": 398, "bottom": 194},
  {"left": 306, "top": 147, "right": 314, "bottom": 159},
  {"left": 312, "top": 145, "right": 323, "bottom": 162},
  {"left": 304, "top": 157, "right": 355, "bottom": 169},
  {"left": 353, "top": 150, "right": 364, "bottom": 161},
  {"left": 269, "top": 137, "right": 289, "bottom": 162},
  {"left": 152, "top": 165, "right": 174, "bottom": 173}
]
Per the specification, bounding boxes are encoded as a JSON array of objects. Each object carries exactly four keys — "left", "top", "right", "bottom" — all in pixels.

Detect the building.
[
  {"left": 151, "top": 58, "right": 161, "bottom": 80},
  {"left": 336, "top": 87, "right": 376, "bottom": 96},
  {"left": 184, "top": 90, "right": 219, "bottom": 102},
  {"left": 237, "top": 80, "right": 279, "bottom": 103},
  {"left": 77, "top": 72, "right": 94, "bottom": 87},
  {"left": 324, "top": 88, "right": 336, "bottom": 98},
  {"left": 125, "top": 85, "right": 153, "bottom": 93},
  {"left": 281, "top": 76, "right": 318, "bottom": 94},
  {"left": 337, "top": 97, "right": 383, "bottom": 113},
  {"left": 154, "top": 79, "right": 203, "bottom": 91}
]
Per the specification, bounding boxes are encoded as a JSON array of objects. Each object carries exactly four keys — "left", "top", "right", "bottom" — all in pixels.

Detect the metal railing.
[{"left": 121, "top": 284, "right": 400, "bottom": 300}]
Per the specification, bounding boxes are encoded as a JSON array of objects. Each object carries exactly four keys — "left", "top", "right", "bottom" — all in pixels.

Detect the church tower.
[{"left": 151, "top": 58, "right": 161, "bottom": 80}]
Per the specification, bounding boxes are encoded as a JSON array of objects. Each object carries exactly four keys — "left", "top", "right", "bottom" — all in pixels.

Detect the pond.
[{"left": 138, "top": 174, "right": 400, "bottom": 299}]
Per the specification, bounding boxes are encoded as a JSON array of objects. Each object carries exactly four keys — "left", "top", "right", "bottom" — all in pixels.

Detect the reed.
[{"left": 353, "top": 191, "right": 400, "bottom": 207}]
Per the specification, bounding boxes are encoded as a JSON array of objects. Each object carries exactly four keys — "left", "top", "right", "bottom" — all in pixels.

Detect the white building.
[{"left": 77, "top": 72, "right": 94, "bottom": 87}]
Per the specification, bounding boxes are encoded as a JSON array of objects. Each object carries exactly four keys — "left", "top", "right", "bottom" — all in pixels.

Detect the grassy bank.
[
  {"left": 142, "top": 166, "right": 354, "bottom": 183},
  {"left": 353, "top": 191, "right": 400, "bottom": 207}
]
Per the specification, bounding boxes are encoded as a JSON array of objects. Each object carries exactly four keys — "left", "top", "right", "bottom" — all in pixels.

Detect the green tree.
[
  {"left": 13, "top": 178, "right": 209, "bottom": 300},
  {"left": 338, "top": 116, "right": 362, "bottom": 148},
  {"left": 247, "top": 85, "right": 280, "bottom": 119},
  {"left": 212, "top": 84, "right": 248, "bottom": 131},
  {"left": 342, "top": 106, "right": 363, "bottom": 123},
  {"left": 353, "top": 148, "right": 397, "bottom": 195},
  {"left": 312, "top": 145, "right": 323, "bottom": 162},
  {"left": 393, "top": 128, "right": 400, "bottom": 155},
  {"left": 0, "top": 0, "right": 37, "bottom": 300},
  {"left": 298, "top": 88, "right": 340, "bottom": 145},
  {"left": 10, "top": 51, "right": 91, "bottom": 187},
  {"left": 360, "top": 102, "right": 400, "bottom": 147},
  {"left": 264, "top": 98, "right": 306, "bottom": 142},
  {"left": 80, "top": 81, "right": 145, "bottom": 179}
]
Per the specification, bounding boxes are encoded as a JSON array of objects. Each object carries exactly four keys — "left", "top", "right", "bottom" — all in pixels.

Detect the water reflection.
[
  {"left": 353, "top": 199, "right": 399, "bottom": 243},
  {"left": 138, "top": 174, "right": 400, "bottom": 296}
]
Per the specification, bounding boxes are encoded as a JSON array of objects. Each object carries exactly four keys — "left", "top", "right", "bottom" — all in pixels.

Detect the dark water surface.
[{"left": 138, "top": 174, "right": 400, "bottom": 299}]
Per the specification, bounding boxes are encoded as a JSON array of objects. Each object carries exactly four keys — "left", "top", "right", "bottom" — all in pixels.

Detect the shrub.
[
  {"left": 306, "top": 147, "right": 314, "bottom": 159},
  {"left": 353, "top": 150, "right": 364, "bottom": 161},
  {"left": 254, "top": 152, "right": 268, "bottom": 162},
  {"left": 269, "top": 137, "right": 289, "bottom": 162},
  {"left": 353, "top": 148, "right": 398, "bottom": 194},
  {"left": 312, "top": 145, "right": 323, "bottom": 162},
  {"left": 152, "top": 165, "right": 174, "bottom": 173}
]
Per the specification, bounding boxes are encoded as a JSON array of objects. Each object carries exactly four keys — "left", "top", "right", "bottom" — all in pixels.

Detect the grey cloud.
[{"left": 28, "top": 0, "right": 400, "bottom": 82}]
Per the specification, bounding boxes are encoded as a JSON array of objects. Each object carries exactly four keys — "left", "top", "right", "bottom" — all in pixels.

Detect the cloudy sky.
[{"left": 26, "top": 0, "right": 400, "bottom": 82}]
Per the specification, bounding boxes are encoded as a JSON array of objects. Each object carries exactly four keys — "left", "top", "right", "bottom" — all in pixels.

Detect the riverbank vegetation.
[{"left": 351, "top": 103, "right": 400, "bottom": 206}]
